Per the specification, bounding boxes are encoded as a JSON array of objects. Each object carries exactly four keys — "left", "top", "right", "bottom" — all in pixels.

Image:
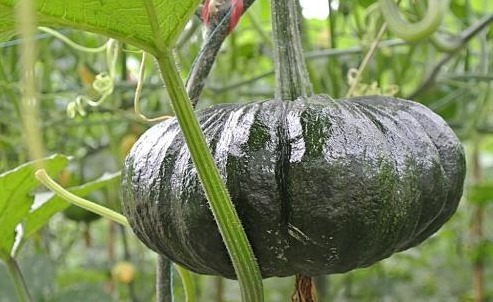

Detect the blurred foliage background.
[{"left": 1, "top": 0, "right": 493, "bottom": 301}]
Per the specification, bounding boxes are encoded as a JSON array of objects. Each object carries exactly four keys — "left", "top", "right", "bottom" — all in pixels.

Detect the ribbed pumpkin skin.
[{"left": 121, "top": 95, "right": 465, "bottom": 279}]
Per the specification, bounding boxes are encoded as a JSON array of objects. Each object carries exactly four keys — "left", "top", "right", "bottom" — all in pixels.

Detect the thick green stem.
[
  {"left": 6, "top": 257, "right": 32, "bottom": 302},
  {"left": 156, "top": 52, "right": 263, "bottom": 302},
  {"left": 271, "top": 0, "right": 313, "bottom": 100},
  {"left": 18, "top": 0, "right": 44, "bottom": 161}
]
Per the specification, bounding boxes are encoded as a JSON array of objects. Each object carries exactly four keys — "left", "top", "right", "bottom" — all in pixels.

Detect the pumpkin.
[{"left": 121, "top": 95, "right": 465, "bottom": 279}]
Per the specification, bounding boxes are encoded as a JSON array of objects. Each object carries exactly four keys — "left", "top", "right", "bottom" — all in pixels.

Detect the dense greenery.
[{"left": 1, "top": 0, "right": 493, "bottom": 301}]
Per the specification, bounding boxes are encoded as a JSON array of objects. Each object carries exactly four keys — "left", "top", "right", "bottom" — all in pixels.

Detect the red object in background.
[
  {"left": 228, "top": 0, "right": 244, "bottom": 32},
  {"left": 202, "top": 0, "right": 244, "bottom": 33}
]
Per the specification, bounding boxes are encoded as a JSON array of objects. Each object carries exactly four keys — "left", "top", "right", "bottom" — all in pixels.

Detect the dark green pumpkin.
[{"left": 121, "top": 95, "right": 465, "bottom": 279}]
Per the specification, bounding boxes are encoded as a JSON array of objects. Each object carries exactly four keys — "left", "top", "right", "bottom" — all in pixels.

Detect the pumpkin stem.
[
  {"left": 270, "top": 0, "right": 313, "bottom": 101},
  {"left": 291, "top": 274, "right": 318, "bottom": 302}
]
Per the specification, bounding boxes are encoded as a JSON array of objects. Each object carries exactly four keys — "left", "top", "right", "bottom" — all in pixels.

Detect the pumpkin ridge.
[
  {"left": 334, "top": 100, "right": 404, "bottom": 264},
  {"left": 275, "top": 102, "right": 293, "bottom": 237},
  {"left": 349, "top": 97, "right": 461, "bottom": 250},
  {"left": 393, "top": 102, "right": 465, "bottom": 246},
  {"left": 394, "top": 109, "right": 449, "bottom": 248}
]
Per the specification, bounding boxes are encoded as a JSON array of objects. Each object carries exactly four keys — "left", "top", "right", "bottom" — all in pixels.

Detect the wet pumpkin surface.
[{"left": 121, "top": 95, "right": 465, "bottom": 279}]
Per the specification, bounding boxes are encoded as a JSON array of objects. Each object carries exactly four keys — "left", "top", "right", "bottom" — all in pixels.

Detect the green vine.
[
  {"left": 133, "top": 52, "right": 171, "bottom": 122},
  {"left": 37, "top": 27, "right": 108, "bottom": 53},
  {"left": 379, "top": 0, "right": 449, "bottom": 42},
  {"left": 379, "top": 0, "right": 467, "bottom": 53},
  {"left": 66, "top": 39, "right": 119, "bottom": 118},
  {"left": 35, "top": 169, "right": 130, "bottom": 227},
  {"left": 430, "top": 34, "right": 462, "bottom": 52}
]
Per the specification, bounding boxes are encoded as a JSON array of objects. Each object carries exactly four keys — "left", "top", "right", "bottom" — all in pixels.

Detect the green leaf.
[
  {"left": 23, "top": 171, "right": 121, "bottom": 239},
  {"left": 0, "top": 154, "right": 69, "bottom": 260},
  {"left": 0, "top": 0, "right": 201, "bottom": 54}
]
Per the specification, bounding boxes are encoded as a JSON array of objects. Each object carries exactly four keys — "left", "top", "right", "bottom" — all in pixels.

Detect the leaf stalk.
[{"left": 156, "top": 51, "right": 264, "bottom": 302}]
